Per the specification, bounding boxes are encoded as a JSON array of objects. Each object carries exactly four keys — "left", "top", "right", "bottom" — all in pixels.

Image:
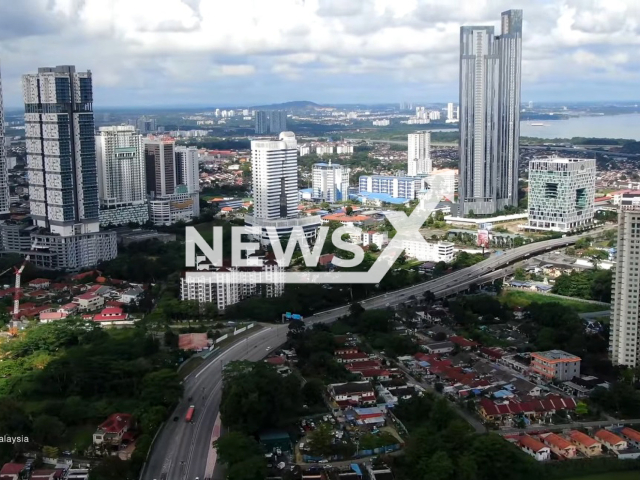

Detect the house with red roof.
[
  {"left": 93, "top": 413, "right": 134, "bottom": 447},
  {"left": 568, "top": 430, "right": 602, "bottom": 456},
  {"left": 620, "top": 426, "right": 640, "bottom": 449},
  {"left": 518, "top": 435, "right": 551, "bottom": 461},
  {"left": 0, "top": 463, "right": 25, "bottom": 480},
  {"left": 594, "top": 429, "right": 627, "bottom": 451},
  {"left": 93, "top": 307, "right": 132, "bottom": 327},
  {"left": 478, "top": 395, "right": 577, "bottom": 424},
  {"left": 28, "top": 278, "right": 51, "bottom": 289},
  {"left": 541, "top": 433, "right": 576, "bottom": 458},
  {"left": 59, "top": 303, "right": 79, "bottom": 315},
  {"left": 345, "top": 360, "right": 382, "bottom": 372},
  {"left": 31, "top": 469, "right": 65, "bottom": 480},
  {"left": 335, "top": 351, "right": 370, "bottom": 363},
  {"left": 449, "top": 336, "right": 480, "bottom": 350},
  {"left": 40, "top": 311, "right": 69, "bottom": 323},
  {"left": 328, "top": 381, "right": 376, "bottom": 409}
]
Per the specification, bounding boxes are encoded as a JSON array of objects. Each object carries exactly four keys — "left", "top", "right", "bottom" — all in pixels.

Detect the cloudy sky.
[{"left": 0, "top": 0, "right": 639, "bottom": 108}]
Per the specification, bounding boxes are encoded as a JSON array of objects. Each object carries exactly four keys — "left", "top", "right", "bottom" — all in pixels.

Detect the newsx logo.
[{"left": 186, "top": 177, "right": 451, "bottom": 284}]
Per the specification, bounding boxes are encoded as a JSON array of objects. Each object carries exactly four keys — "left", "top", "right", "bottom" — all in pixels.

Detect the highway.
[{"left": 142, "top": 228, "right": 604, "bottom": 480}]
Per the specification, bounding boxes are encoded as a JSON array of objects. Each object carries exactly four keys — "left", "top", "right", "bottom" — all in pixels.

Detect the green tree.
[
  {"left": 226, "top": 455, "right": 267, "bottom": 480},
  {"left": 425, "top": 451, "right": 454, "bottom": 480},
  {"left": 32, "top": 415, "right": 65, "bottom": 446},
  {"left": 214, "top": 432, "right": 262, "bottom": 466},
  {"left": 309, "top": 423, "right": 334, "bottom": 456},
  {"left": 141, "top": 369, "right": 183, "bottom": 409},
  {"left": 139, "top": 406, "right": 167, "bottom": 434},
  {"left": 301, "top": 378, "right": 325, "bottom": 406},
  {"left": 89, "top": 457, "right": 136, "bottom": 480}
]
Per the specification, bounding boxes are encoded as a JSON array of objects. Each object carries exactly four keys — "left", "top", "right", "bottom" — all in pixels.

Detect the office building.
[
  {"left": 269, "top": 110, "right": 287, "bottom": 134},
  {"left": 175, "top": 146, "right": 200, "bottom": 194},
  {"left": 526, "top": 157, "right": 595, "bottom": 232},
  {"left": 21, "top": 65, "right": 116, "bottom": 269},
  {"left": 145, "top": 136, "right": 175, "bottom": 196},
  {"left": 312, "top": 162, "right": 350, "bottom": 202},
  {"left": 407, "top": 131, "right": 431, "bottom": 176},
  {"left": 148, "top": 185, "right": 198, "bottom": 226},
  {"left": 359, "top": 175, "right": 423, "bottom": 200},
  {"left": 459, "top": 10, "right": 522, "bottom": 216},
  {"left": 136, "top": 116, "right": 157, "bottom": 134},
  {"left": 530, "top": 350, "right": 581, "bottom": 381},
  {"left": 401, "top": 240, "right": 454, "bottom": 262},
  {"left": 610, "top": 192, "right": 640, "bottom": 367},
  {"left": 0, "top": 67, "right": 8, "bottom": 216},
  {"left": 255, "top": 110, "right": 269, "bottom": 134},
  {"left": 96, "top": 125, "right": 148, "bottom": 226},
  {"left": 245, "top": 132, "right": 320, "bottom": 245},
  {"left": 180, "top": 258, "right": 284, "bottom": 312}
]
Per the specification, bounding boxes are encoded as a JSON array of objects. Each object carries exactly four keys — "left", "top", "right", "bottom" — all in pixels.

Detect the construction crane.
[{"left": 13, "top": 239, "right": 39, "bottom": 320}]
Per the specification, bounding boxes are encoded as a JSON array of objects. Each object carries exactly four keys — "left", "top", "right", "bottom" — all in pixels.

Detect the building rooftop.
[
  {"left": 595, "top": 429, "right": 625, "bottom": 445},
  {"left": 97, "top": 413, "right": 132, "bottom": 433},
  {"left": 519, "top": 435, "right": 547, "bottom": 452},
  {"left": 569, "top": 430, "right": 599, "bottom": 447},
  {"left": 532, "top": 350, "right": 581, "bottom": 361}
]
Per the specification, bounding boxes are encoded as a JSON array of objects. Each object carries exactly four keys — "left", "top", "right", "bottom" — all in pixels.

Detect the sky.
[{"left": 0, "top": 0, "right": 639, "bottom": 108}]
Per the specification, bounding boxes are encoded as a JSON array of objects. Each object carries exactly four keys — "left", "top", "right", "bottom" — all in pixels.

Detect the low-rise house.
[
  {"left": 424, "top": 341, "right": 454, "bottom": 354},
  {"left": 31, "top": 469, "right": 65, "bottom": 480},
  {"left": 40, "top": 311, "right": 69, "bottom": 323},
  {"left": 59, "top": 303, "right": 79, "bottom": 315},
  {"left": 93, "top": 413, "right": 134, "bottom": 447},
  {"left": 336, "top": 351, "right": 370, "bottom": 363},
  {"left": 568, "top": 430, "right": 602, "bottom": 456},
  {"left": 594, "top": 429, "right": 627, "bottom": 451},
  {"left": 93, "top": 307, "right": 132, "bottom": 327},
  {"left": 449, "top": 336, "right": 480, "bottom": 351},
  {"left": 478, "top": 395, "right": 577, "bottom": 424},
  {"left": 541, "top": 433, "right": 577, "bottom": 458},
  {"left": 120, "top": 286, "right": 144, "bottom": 304},
  {"left": 335, "top": 348, "right": 359, "bottom": 356},
  {"left": 345, "top": 360, "right": 382, "bottom": 372},
  {"left": 328, "top": 381, "right": 376, "bottom": 408},
  {"left": 620, "top": 427, "right": 640, "bottom": 448},
  {"left": 518, "top": 435, "right": 551, "bottom": 461},
  {"left": 28, "top": 278, "right": 51, "bottom": 289},
  {"left": 347, "top": 406, "right": 386, "bottom": 426},
  {"left": 0, "top": 463, "right": 25, "bottom": 480},
  {"left": 73, "top": 293, "right": 105, "bottom": 311},
  {"left": 28, "top": 289, "right": 51, "bottom": 300}
]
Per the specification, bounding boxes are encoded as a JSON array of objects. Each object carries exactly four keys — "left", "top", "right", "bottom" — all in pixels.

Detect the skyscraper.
[
  {"left": 96, "top": 125, "right": 148, "bottom": 226},
  {"left": 459, "top": 9, "right": 522, "bottom": 216},
  {"left": 269, "top": 110, "right": 287, "bottom": 134},
  {"left": 0, "top": 65, "right": 9, "bottom": 217},
  {"left": 312, "top": 161, "right": 350, "bottom": 202},
  {"left": 407, "top": 131, "right": 431, "bottom": 176},
  {"left": 136, "top": 116, "right": 157, "bottom": 134},
  {"left": 144, "top": 136, "right": 176, "bottom": 197},
  {"left": 23, "top": 65, "right": 99, "bottom": 235},
  {"left": 20, "top": 65, "right": 116, "bottom": 269},
  {"left": 245, "top": 132, "right": 321, "bottom": 245},
  {"left": 611, "top": 193, "right": 640, "bottom": 367},
  {"left": 175, "top": 146, "right": 200, "bottom": 194},
  {"left": 255, "top": 111, "right": 268, "bottom": 134}
]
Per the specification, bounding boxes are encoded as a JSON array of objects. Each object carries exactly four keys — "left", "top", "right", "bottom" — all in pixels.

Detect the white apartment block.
[
  {"left": 428, "top": 111, "right": 441, "bottom": 121},
  {"left": 407, "top": 131, "right": 431, "bottom": 176},
  {"left": 372, "top": 119, "right": 390, "bottom": 126},
  {"left": 316, "top": 144, "right": 334, "bottom": 156},
  {"left": 96, "top": 125, "right": 148, "bottom": 226},
  {"left": 180, "top": 262, "right": 284, "bottom": 312},
  {"left": 611, "top": 193, "right": 640, "bottom": 367},
  {"left": 336, "top": 144, "right": 354, "bottom": 155},
  {"left": 361, "top": 231, "right": 388, "bottom": 248},
  {"left": 359, "top": 175, "right": 423, "bottom": 200},
  {"left": 149, "top": 186, "right": 199, "bottom": 226},
  {"left": 175, "top": 145, "right": 200, "bottom": 194},
  {"left": 446, "top": 102, "right": 459, "bottom": 123},
  {"left": 402, "top": 240, "right": 454, "bottom": 262},
  {"left": 0, "top": 67, "right": 9, "bottom": 216},
  {"left": 527, "top": 157, "right": 596, "bottom": 232},
  {"left": 427, "top": 169, "right": 459, "bottom": 197},
  {"left": 312, "top": 162, "right": 350, "bottom": 202},
  {"left": 298, "top": 145, "right": 311, "bottom": 156}
]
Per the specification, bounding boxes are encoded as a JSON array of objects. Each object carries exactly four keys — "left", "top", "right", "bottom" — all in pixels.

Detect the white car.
[{"left": 266, "top": 346, "right": 271, "bottom": 351}]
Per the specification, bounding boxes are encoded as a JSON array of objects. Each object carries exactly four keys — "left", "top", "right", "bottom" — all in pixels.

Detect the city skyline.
[{"left": 1, "top": 1, "right": 639, "bottom": 107}]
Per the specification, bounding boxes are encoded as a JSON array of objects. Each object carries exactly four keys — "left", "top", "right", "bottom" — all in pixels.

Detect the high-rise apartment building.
[
  {"left": 459, "top": 10, "right": 522, "bottom": 216},
  {"left": 269, "top": 110, "right": 287, "bottom": 134},
  {"left": 96, "top": 125, "right": 148, "bottom": 226},
  {"left": 407, "top": 131, "right": 431, "bottom": 176},
  {"left": 611, "top": 193, "right": 640, "bottom": 367},
  {"left": 245, "top": 132, "right": 320, "bottom": 245},
  {"left": 175, "top": 146, "right": 200, "bottom": 194},
  {"left": 526, "top": 157, "right": 595, "bottom": 232},
  {"left": 136, "top": 116, "right": 157, "bottom": 134},
  {"left": 312, "top": 162, "right": 350, "bottom": 202},
  {"left": 19, "top": 65, "right": 116, "bottom": 270},
  {"left": 0, "top": 66, "right": 9, "bottom": 216},
  {"left": 255, "top": 111, "right": 269, "bottom": 134},
  {"left": 145, "top": 136, "right": 176, "bottom": 197},
  {"left": 358, "top": 175, "right": 423, "bottom": 200}
]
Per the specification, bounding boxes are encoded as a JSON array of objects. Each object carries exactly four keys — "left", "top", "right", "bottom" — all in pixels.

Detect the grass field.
[
  {"left": 499, "top": 290, "right": 610, "bottom": 314},
  {"left": 564, "top": 472, "right": 640, "bottom": 480}
]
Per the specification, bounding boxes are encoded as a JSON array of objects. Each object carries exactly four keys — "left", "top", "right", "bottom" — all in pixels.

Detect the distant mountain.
[{"left": 250, "top": 100, "right": 321, "bottom": 110}]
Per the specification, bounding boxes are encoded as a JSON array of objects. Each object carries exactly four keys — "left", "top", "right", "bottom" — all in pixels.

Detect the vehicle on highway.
[
  {"left": 173, "top": 416, "right": 179, "bottom": 421},
  {"left": 266, "top": 346, "right": 271, "bottom": 351},
  {"left": 185, "top": 405, "right": 195, "bottom": 423}
]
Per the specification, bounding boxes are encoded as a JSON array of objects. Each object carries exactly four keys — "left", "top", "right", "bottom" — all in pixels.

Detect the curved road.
[{"left": 143, "top": 228, "right": 607, "bottom": 480}]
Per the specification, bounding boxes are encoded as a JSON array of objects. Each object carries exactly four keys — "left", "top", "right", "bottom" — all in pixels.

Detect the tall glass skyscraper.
[{"left": 459, "top": 10, "right": 522, "bottom": 217}]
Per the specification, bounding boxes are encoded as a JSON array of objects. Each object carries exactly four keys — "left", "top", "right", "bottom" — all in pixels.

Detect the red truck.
[{"left": 185, "top": 405, "right": 195, "bottom": 423}]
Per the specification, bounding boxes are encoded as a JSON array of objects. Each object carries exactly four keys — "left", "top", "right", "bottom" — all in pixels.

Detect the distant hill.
[{"left": 250, "top": 100, "right": 321, "bottom": 110}]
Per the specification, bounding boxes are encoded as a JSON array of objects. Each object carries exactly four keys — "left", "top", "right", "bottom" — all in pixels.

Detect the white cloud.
[{"left": 0, "top": 0, "right": 639, "bottom": 105}]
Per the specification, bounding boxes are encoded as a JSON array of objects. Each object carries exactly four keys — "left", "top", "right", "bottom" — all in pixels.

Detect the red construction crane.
[{"left": 13, "top": 240, "right": 39, "bottom": 320}]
